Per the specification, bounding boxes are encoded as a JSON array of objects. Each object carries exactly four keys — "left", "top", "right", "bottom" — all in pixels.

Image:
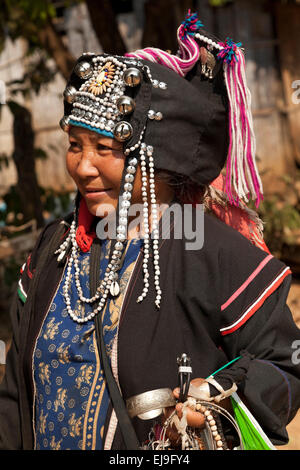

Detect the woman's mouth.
[{"left": 84, "top": 188, "right": 112, "bottom": 199}]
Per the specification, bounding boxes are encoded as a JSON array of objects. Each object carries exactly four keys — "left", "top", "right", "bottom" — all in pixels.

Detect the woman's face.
[
  {"left": 66, "top": 126, "right": 141, "bottom": 216},
  {"left": 66, "top": 126, "right": 175, "bottom": 218}
]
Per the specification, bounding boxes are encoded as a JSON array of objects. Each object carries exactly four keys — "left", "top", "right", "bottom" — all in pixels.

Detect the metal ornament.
[
  {"left": 59, "top": 116, "right": 70, "bottom": 131},
  {"left": 123, "top": 67, "right": 142, "bottom": 87},
  {"left": 148, "top": 110, "right": 155, "bottom": 120},
  {"left": 114, "top": 121, "right": 133, "bottom": 141},
  {"left": 63, "top": 85, "right": 77, "bottom": 104},
  {"left": 177, "top": 353, "right": 192, "bottom": 403},
  {"left": 74, "top": 61, "right": 93, "bottom": 80},
  {"left": 88, "top": 61, "right": 115, "bottom": 96},
  {"left": 199, "top": 47, "right": 216, "bottom": 80},
  {"left": 116, "top": 96, "right": 135, "bottom": 115},
  {"left": 126, "top": 388, "right": 176, "bottom": 420}
]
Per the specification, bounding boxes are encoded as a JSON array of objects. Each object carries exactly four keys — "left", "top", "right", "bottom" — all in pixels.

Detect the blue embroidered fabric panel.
[{"left": 33, "top": 238, "right": 142, "bottom": 450}]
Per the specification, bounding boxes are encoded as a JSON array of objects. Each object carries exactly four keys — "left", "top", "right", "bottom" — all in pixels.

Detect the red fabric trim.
[
  {"left": 26, "top": 254, "right": 33, "bottom": 279},
  {"left": 76, "top": 198, "right": 96, "bottom": 252},
  {"left": 61, "top": 226, "right": 70, "bottom": 240},
  {"left": 221, "top": 268, "right": 292, "bottom": 336}
]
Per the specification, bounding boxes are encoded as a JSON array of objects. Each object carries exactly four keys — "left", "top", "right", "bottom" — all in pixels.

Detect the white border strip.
[{"left": 18, "top": 279, "right": 27, "bottom": 299}]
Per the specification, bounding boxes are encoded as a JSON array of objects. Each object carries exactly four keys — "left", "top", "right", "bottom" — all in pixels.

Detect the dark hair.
[{"left": 155, "top": 170, "right": 207, "bottom": 205}]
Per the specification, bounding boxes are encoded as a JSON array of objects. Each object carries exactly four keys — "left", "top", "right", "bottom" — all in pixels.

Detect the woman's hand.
[
  {"left": 162, "top": 378, "right": 207, "bottom": 447},
  {"left": 173, "top": 378, "right": 207, "bottom": 426}
]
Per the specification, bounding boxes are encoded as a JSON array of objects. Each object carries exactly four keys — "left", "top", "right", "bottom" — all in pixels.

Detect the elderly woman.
[{"left": 0, "top": 12, "right": 300, "bottom": 451}]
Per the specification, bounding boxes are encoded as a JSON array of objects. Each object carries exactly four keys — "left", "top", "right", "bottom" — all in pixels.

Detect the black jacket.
[{"left": 1, "top": 210, "right": 300, "bottom": 449}]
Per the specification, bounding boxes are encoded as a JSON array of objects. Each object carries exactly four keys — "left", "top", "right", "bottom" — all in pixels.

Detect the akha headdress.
[{"left": 57, "top": 11, "right": 263, "bottom": 322}]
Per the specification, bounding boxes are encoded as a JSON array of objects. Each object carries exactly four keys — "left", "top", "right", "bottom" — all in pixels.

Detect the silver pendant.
[{"left": 199, "top": 47, "right": 216, "bottom": 80}]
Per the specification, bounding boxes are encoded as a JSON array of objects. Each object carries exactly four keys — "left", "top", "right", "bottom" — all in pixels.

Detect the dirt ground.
[{"left": 280, "top": 409, "right": 300, "bottom": 450}]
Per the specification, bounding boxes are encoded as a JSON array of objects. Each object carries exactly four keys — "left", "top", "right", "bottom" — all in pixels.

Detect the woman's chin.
[{"left": 84, "top": 197, "right": 117, "bottom": 218}]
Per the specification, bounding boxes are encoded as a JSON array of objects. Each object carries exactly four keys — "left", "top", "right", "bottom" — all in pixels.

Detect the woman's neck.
[{"left": 127, "top": 189, "right": 175, "bottom": 240}]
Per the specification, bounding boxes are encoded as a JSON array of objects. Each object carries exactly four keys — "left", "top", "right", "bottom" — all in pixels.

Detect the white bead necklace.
[
  {"left": 136, "top": 144, "right": 162, "bottom": 308},
  {"left": 56, "top": 156, "right": 139, "bottom": 323},
  {"left": 61, "top": 222, "right": 112, "bottom": 323},
  {"left": 55, "top": 136, "right": 163, "bottom": 322}
]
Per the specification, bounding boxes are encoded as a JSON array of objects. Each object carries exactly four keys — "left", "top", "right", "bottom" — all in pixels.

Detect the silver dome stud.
[
  {"left": 74, "top": 61, "right": 93, "bottom": 80},
  {"left": 63, "top": 85, "right": 77, "bottom": 103},
  {"left": 148, "top": 110, "right": 156, "bottom": 120},
  {"left": 116, "top": 96, "right": 135, "bottom": 115},
  {"left": 123, "top": 67, "right": 142, "bottom": 87},
  {"left": 113, "top": 121, "right": 133, "bottom": 142},
  {"left": 59, "top": 116, "right": 70, "bottom": 132}
]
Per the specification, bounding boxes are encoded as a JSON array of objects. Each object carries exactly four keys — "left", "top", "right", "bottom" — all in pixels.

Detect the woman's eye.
[
  {"left": 69, "top": 141, "right": 79, "bottom": 150},
  {"left": 70, "top": 142, "right": 78, "bottom": 148},
  {"left": 97, "top": 144, "right": 111, "bottom": 151}
]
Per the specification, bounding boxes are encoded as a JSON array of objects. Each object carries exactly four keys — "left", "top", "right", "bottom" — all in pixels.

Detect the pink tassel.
[
  {"left": 126, "top": 21, "right": 263, "bottom": 208},
  {"left": 219, "top": 41, "right": 263, "bottom": 207},
  {"left": 125, "top": 23, "right": 200, "bottom": 77}
]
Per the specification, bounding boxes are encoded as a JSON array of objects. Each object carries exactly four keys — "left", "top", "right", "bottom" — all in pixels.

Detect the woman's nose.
[{"left": 76, "top": 149, "right": 99, "bottom": 178}]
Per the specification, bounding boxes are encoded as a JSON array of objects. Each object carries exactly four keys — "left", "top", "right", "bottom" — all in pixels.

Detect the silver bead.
[
  {"left": 114, "top": 121, "right": 133, "bottom": 142},
  {"left": 127, "top": 165, "right": 136, "bottom": 174},
  {"left": 123, "top": 67, "right": 142, "bottom": 87},
  {"left": 119, "top": 208, "right": 128, "bottom": 217},
  {"left": 74, "top": 61, "right": 93, "bottom": 79},
  {"left": 116, "top": 96, "right": 135, "bottom": 115},
  {"left": 121, "top": 199, "right": 130, "bottom": 208},
  {"left": 125, "top": 173, "right": 134, "bottom": 183},
  {"left": 128, "top": 157, "right": 138, "bottom": 166},
  {"left": 148, "top": 110, "right": 156, "bottom": 120},
  {"left": 106, "top": 108, "right": 113, "bottom": 119},
  {"left": 59, "top": 116, "right": 70, "bottom": 132},
  {"left": 76, "top": 108, "right": 85, "bottom": 118},
  {"left": 119, "top": 216, "right": 128, "bottom": 226},
  {"left": 124, "top": 182, "right": 133, "bottom": 192},
  {"left": 147, "top": 145, "right": 153, "bottom": 154},
  {"left": 159, "top": 82, "right": 167, "bottom": 90},
  {"left": 63, "top": 85, "right": 77, "bottom": 104},
  {"left": 155, "top": 112, "right": 163, "bottom": 121},
  {"left": 122, "top": 191, "right": 131, "bottom": 200},
  {"left": 117, "top": 233, "right": 126, "bottom": 241}
]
